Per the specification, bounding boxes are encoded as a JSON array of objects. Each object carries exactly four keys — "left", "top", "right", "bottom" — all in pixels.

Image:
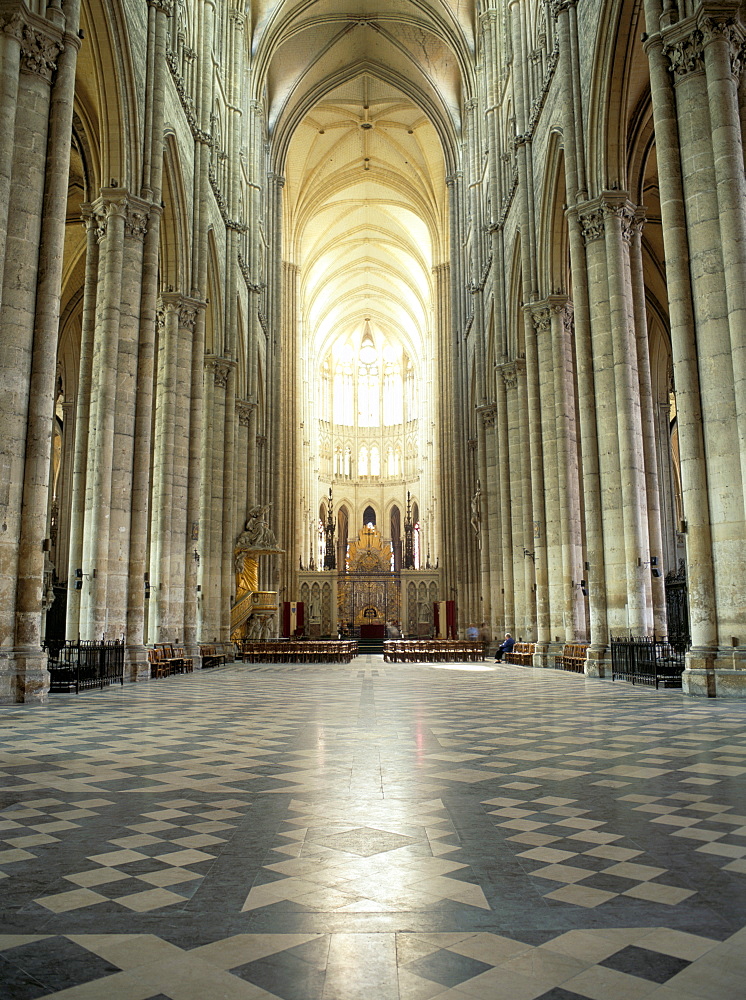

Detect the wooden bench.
[
  {"left": 383, "top": 640, "right": 484, "bottom": 663},
  {"left": 553, "top": 643, "right": 589, "bottom": 673},
  {"left": 237, "top": 640, "right": 357, "bottom": 664},
  {"left": 199, "top": 644, "right": 227, "bottom": 668},
  {"left": 504, "top": 642, "right": 535, "bottom": 665}
]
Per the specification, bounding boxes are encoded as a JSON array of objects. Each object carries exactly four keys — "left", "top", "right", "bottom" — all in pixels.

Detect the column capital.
[
  {"left": 500, "top": 358, "right": 526, "bottom": 389},
  {"left": 697, "top": 11, "right": 746, "bottom": 76},
  {"left": 0, "top": 10, "right": 24, "bottom": 42},
  {"left": 662, "top": 20, "right": 706, "bottom": 78},
  {"left": 19, "top": 21, "right": 62, "bottom": 82},
  {"left": 551, "top": 0, "right": 577, "bottom": 18},
  {"left": 147, "top": 0, "right": 174, "bottom": 14},
  {"left": 204, "top": 354, "right": 235, "bottom": 388},
  {"left": 528, "top": 303, "right": 551, "bottom": 335},
  {"left": 236, "top": 398, "right": 257, "bottom": 426},
  {"left": 577, "top": 194, "right": 636, "bottom": 244},
  {"left": 124, "top": 199, "right": 149, "bottom": 241},
  {"left": 477, "top": 402, "right": 497, "bottom": 428}
]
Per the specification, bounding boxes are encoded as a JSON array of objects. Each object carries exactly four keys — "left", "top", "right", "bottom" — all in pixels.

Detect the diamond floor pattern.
[{"left": 1, "top": 660, "right": 746, "bottom": 997}]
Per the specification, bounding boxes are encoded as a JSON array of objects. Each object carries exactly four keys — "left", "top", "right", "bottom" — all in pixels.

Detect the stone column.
[
  {"left": 603, "top": 196, "right": 653, "bottom": 633},
  {"left": 0, "top": 15, "right": 63, "bottom": 700},
  {"left": 149, "top": 296, "right": 180, "bottom": 640},
  {"left": 16, "top": 0, "right": 81, "bottom": 672},
  {"left": 555, "top": 0, "right": 606, "bottom": 669},
  {"left": 171, "top": 299, "right": 198, "bottom": 643},
  {"left": 183, "top": 301, "right": 206, "bottom": 654},
  {"left": 698, "top": 11, "right": 746, "bottom": 497},
  {"left": 495, "top": 370, "right": 514, "bottom": 636},
  {"left": 642, "top": 0, "right": 717, "bottom": 688},
  {"left": 0, "top": 8, "right": 23, "bottom": 293},
  {"left": 551, "top": 301, "right": 585, "bottom": 640},
  {"left": 629, "top": 213, "right": 667, "bottom": 634},
  {"left": 80, "top": 193, "right": 127, "bottom": 638},
  {"left": 659, "top": 10, "right": 744, "bottom": 690},
  {"left": 533, "top": 303, "right": 561, "bottom": 652},
  {"left": 478, "top": 402, "right": 498, "bottom": 632}
]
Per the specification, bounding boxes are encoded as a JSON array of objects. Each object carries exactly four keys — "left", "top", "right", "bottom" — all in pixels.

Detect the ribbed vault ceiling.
[
  {"left": 255, "top": 0, "right": 467, "bottom": 371},
  {"left": 284, "top": 74, "right": 447, "bottom": 362}
]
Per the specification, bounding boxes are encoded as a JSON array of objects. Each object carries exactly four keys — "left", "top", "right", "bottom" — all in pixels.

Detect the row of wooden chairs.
[
  {"left": 384, "top": 640, "right": 485, "bottom": 663},
  {"left": 504, "top": 642, "right": 535, "bottom": 665},
  {"left": 553, "top": 643, "right": 589, "bottom": 673},
  {"left": 237, "top": 640, "right": 357, "bottom": 663},
  {"left": 148, "top": 644, "right": 194, "bottom": 678}
]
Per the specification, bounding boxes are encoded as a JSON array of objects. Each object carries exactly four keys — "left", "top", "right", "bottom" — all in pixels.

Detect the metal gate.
[{"left": 665, "top": 567, "right": 690, "bottom": 652}]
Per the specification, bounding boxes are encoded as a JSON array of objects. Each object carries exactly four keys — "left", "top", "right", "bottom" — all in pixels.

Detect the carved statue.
[{"left": 234, "top": 503, "right": 280, "bottom": 597}]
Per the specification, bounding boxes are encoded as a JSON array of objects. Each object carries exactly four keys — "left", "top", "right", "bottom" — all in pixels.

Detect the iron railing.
[
  {"left": 46, "top": 637, "right": 125, "bottom": 693},
  {"left": 611, "top": 635, "right": 687, "bottom": 688}
]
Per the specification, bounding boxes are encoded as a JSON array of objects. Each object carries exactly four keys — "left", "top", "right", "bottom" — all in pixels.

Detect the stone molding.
[{"left": 238, "top": 251, "right": 264, "bottom": 293}]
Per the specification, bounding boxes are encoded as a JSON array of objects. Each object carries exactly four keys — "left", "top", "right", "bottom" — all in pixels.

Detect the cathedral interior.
[{"left": 1, "top": 0, "right": 746, "bottom": 995}]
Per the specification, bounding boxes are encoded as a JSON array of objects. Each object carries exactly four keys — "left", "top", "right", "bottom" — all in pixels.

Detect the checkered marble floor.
[{"left": 2, "top": 660, "right": 746, "bottom": 998}]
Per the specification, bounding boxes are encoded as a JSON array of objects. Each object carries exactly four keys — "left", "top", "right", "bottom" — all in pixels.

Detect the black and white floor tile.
[{"left": 1, "top": 660, "right": 746, "bottom": 997}]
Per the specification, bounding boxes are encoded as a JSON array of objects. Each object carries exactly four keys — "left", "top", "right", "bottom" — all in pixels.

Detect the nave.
[{"left": 1, "top": 662, "right": 746, "bottom": 998}]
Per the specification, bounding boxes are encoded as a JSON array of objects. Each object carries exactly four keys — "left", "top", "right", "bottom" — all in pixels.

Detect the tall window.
[
  {"left": 359, "top": 445, "right": 369, "bottom": 477},
  {"left": 370, "top": 445, "right": 380, "bottom": 477},
  {"left": 358, "top": 335, "right": 379, "bottom": 427},
  {"left": 383, "top": 344, "right": 403, "bottom": 424}
]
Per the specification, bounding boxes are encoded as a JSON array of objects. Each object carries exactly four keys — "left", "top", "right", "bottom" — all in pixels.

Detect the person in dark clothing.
[{"left": 494, "top": 633, "right": 515, "bottom": 662}]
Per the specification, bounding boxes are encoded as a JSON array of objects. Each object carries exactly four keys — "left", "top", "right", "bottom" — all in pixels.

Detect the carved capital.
[
  {"left": 205, "top": 355, "right": 233, "bottom": 389},
  {"left": 178, "top": 303, "right": 198, "bottom": 332},
  {"left": 477, "top": 402, "right": 497, "bottom": 429},
  {"left": 0, "top": 10, "right": 24, "bottom": 42},
  {"left": 530, "top": 305, "right": 551, "bottom": 335},
  {"left": 578, "top": 205, "right": 605, "bottom": 244},
  {"left": 663, "top": 28, "right": 705, "bottom": 77},
  {"left": 20, "top": 23, "right": 62, "bottom": 82},
  {"left": 602, "top": 196, "right": 636, "bottom": 244},
  {"left": 147, "top": 0, "right": 173, "bottom": 13},
  {"left": 236, "top": 399, "right": 256, "bottom": 426},
  {"left": 699, "top": 15, "right": 746, "bottom": 76},
  {"left": 551, "top": 0, "right": 576, "bottom": 18},
  {"left": 500, "top": 359, "right": 525, "bottom": 389},
  {"left": 124, "top": 201, "right": 149, "bottom": 240}
]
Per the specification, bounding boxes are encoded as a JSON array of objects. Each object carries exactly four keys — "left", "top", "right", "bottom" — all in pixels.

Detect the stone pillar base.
[
  {"left": 0, "top": 648, "right": 50, "bottom": 703},
  {"left": 584, "top": 645, "right": 609, "bottom": 678},
  {"left": 532, "top": 643, "right": 554, "bottom": 668},
  {"left": 683, "top": 647, "right": 746, "bottom": 697},
  {"left": 126, "top": 645, "right": 151, "bottom": 683}
]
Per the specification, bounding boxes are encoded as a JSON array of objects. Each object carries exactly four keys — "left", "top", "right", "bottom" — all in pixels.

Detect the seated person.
[{"left": 495, "top": 633, "right": 515, "bottom": 661}]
